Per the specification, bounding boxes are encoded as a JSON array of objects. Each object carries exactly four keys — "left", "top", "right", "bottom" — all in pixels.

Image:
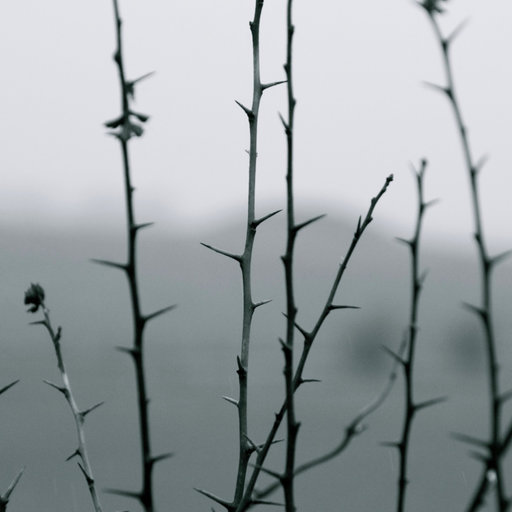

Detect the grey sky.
[{"left": 1, "top": 1, "right": 511, "bottom": 245}]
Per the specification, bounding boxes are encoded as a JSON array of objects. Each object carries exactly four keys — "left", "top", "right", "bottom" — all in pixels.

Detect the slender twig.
[
  {"left": 237, "top": 174, "right": 393, "bottom": 512},
  {"left": 418, "top": 2, "right": 507, "bottom": 510},
  {"left": 24, "top": 284, "right": 102, "bottom": 512},
  {"left": 97, "top": 2, "right": 173, "bottom": 510},
  {"left": 280, "top": 0, "right": 299, "bottom": 510},
  {"left": 392, "top": 159, "right": 440, "bottom": 512},
  {"left": 198, "top": 1, "right": 282, "bottom": 510},
  {"left": 253, "top": 338, "right": 405, "bottom": 502}
]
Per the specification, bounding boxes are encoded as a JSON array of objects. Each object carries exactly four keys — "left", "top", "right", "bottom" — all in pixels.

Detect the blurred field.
[{"left": 1, "top": 211, "right": 512, "bottom": 511}]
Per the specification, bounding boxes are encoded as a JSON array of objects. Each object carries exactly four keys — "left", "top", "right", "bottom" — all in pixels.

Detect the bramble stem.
[
  {"left": 420, "top": 6, "right": 506, "bottom": 510},
  {"left": 39, "top": 305, "right": 103, "bottom": 512}
]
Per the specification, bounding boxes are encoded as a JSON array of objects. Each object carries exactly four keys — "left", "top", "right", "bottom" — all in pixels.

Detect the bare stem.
[
  {"left": 236, "top": 175, "right": 393, "bottom": 511},
  {"left": 100, "top": 2, "right": 172, "bottom": 510},
  {"left": 280, "top": 1, "right": 299, "bottom": 510},
  {"left": 395, "top": 159, "right": 433, "bottom": 512},
  {"left": 35, "top": 304, "right": 103, "bottom": 512},
  {"left": 420, "top": 6, "right": 506, "bottom": 510}
]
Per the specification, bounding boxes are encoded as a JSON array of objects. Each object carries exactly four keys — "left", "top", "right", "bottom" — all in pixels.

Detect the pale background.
[{"left": 1, "top": 1, "right": 512, "bottom": 511}]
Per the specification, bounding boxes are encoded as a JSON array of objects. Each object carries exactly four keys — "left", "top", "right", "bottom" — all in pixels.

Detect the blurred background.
[{"left": 1, "top": 0, "right": 512, "bottom": 510}]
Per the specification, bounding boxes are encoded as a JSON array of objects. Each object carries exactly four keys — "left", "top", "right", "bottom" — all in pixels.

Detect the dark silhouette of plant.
[
  {"left": 382, "top": 160, "right": 445, "bottom": 512},
  {"left": 418, "top": 1, "right": 510, "bottom": 509},
  {"left": 93, "top": 2, "right": 174, "bottom": 511},
  {"left": 25, "top": 283, "right": 103, "bottom": 512}
]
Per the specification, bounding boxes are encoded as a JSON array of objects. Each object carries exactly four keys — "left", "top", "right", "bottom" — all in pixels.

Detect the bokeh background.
[{"left": 1, "top": 1, "right": 512, "bottom": 511}]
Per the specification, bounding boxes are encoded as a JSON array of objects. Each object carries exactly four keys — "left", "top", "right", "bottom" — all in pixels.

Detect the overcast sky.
[{"left": 1, "top": 1, "right": 511, "bottom": 247}]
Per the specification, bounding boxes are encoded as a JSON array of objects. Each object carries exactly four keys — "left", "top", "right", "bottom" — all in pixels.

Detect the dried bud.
[
  {"left": 419, "top": 0, "right": 448, "bottom": 14},
  {"left": 24, "top": 283, "right": 45, "bottom": 313}
]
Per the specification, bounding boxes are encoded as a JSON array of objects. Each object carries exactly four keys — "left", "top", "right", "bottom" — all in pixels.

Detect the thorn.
[
  {"left": 413, "top": 396, "right": 447, "bottom": 412},
  {"left": 77, "top": 462, "right": 93, "bottom": 485},
  {"left": 150, "top": 452, "right": 174, "bottom": 466},
  {"left": 130, "top": 71, "right": 155, "bottom": 86},
  {"left": 129, "top": 110, "right": 150, "bottom": 123},
  {"left": 90, "top": 258, "right": 128, "bottom": 272},
  {"left": 278, "top": 338, "right": 291, "bottom": 353},
  {"left": 293, "top": 214, "right": 326, "bottom": 232},
  {"left": 475, "top": 154, "right": 489, "bottom": 173},
  {"left": 66, "top": 448, "right": 80, "bottom": 462},
  {"left": 299, "top": 378, "right": 322, "bottom": 385},
  {"left": 194, "top": 488, "right": 231, "bottom": 508},
  {"left": 222, "top": 396, "right": 239, "bottom": 407},
  {"left": 380, "top": 441, "right": 401, "bottom": 450},
  {"left": 423, "top": 81, "right": 450, "bottom": 96},
  {"left": 43, "top": 379, "right": 66, "bottom": 395},
  {"left": 451, "top": 432, "right": 490, "bottom": 449},
  {"left": 282, "top": 313, "right": 309, "bottom": 339},
  {"left": 499, "top": 389, "right": 512, "bottom": 404},
  {"left": 328, "top": 304, "right": 360, "bottom": 311},
  {"left": 133, "top": 222, "right": 154, "bottom": 232},
  {"left": 261, "top": 80, "right": 287, "bottom": 91},
  {"left": 104, "top": 488, "right": 142, "bottom": 500},
  {"left": 80, "top": 401, "right": 105, "bottom": 419},
  {"left": 468, "top": 451, "right": 488, "bottom": 464},
  {"left": 423, "top": 198, "right": 440, "bottom": 210},
  {"left": 116, "top": 346, "right": 138, "bottom": 358},
  {"left": 462, "top": 302, "right": 487, "bottom": 320},
  {"left": 278, "top": 112, "right": 289, "bottom": 131},
  {"left": 235, "top": 100, "right": 253, "bottom": 119},
  {"left": 29, "top": 320, "right": 47, "bottom": 327},
  {"left": 142, "top": 305, "right": 177, "bottom": 324},
  {"left": 0, "top": 380, "right": 19, "bottom": 396},
  {"left": 200, "top": 243, "right": 241, "bottom": 262},
  {"left": 447, "top": 18, "right": 470, "bottom": 44},
  {"left": 243, "top": 434, "right": 260, "bottom": 454},
  {"left": 253, "top": 299, "right": 272, "bottom": 310},
  {"left": 252, "top": 209, "right": 282, "bottom": 228},
  {"left": 489, "top": 250, "right": 512, "bottom": 268},
  {"left": 0, "top": 467, "right": 24, "bottom": 503},
  {"left": 381, "top": 345, "right": 406, "bottom": 366},
  {"left": 396, "top": 237, "right": 413, "bottom": 247}
]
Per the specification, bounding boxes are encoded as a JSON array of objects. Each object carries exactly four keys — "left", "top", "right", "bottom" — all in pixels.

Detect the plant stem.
[
  {"left": 395, "top": 159, "right": 431, "bottom": 512},
  {"left": 280, "top": 0, "right": 298, "bottom": 510},
  {"left": 237, "top": 175, "right": 393, "bottom": 511},
  {"left": 422, "top": 9, "right": 506, "bottom": 511},
  {"left": 40, "top": 307, "right": 103, "bottom": 512}
]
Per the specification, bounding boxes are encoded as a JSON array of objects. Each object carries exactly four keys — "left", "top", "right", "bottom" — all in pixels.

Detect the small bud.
[{"left": 24, "top": 283, "right": 45, "bottom": 313}]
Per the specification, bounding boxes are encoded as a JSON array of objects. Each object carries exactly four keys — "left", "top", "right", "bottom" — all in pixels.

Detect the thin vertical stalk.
[
  {"left": 25, "top": 285, "right": 102, "bottom": 512},
  {"left": 420, "top": 4, "right": 506, "bottom": 510},
  {"left": 237, "top": 175, "right": 393, "bottom": 511},
  {"left": 94, "top": 2, "right": 174, "bottom": 510},
  {"left": 198, "top": 1, "right": 284, "bottom": 510},
  {"left": 393, "top": 160, "right": 438, "bottom": 512},
  {"left": 280, "top": 1, "right": 298, "bottom": 510}
]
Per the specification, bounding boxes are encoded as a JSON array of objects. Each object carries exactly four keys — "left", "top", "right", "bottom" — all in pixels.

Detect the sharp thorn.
[
  {"left": 200, "top": 243, "right": 241, "bottom": 262},
  {"left": 90, "top": 258, "right": 128, "bottom": 272},
  {"left": 328, "top": 304, "right": 360, "bottom": 311},
  {"left": 150, "top": 452, "right": 174, "bottom": 465},
  {"left": 422, "top": 81, "right": 450, "bottom": 96},
  {"left": 0, "top": 380, "right": 19, "bottom": 396},
  {"left": 414, "top": 396, "right": 447, "bottom": 412},
  {"left": 143, "top": 305, "right": 177, "bottom": 324},
  {"left": 451, "top": 432, "right": 490, "bottom": 449},
  {"left": 261, "top": 79, "right": 287, "bottom": 91},
  {"left": 253, "top": 299, "right": 272, "bottom": 310},
  {"left": 43, "top": 379, "right": 66, "bottom": 394},
  {"left": 462, "top": 302, "right": 486, "bottom": 320},
  {"left": 222, "top": 396, "right": 239, "bottom": 407},
  {"left": 77, "top": 462, "right": 93, "bottom": 485},
  {"left": 381, "top": 345, "right": 406, "bottom": 366},
  {"left": 80, "top": 401, "right": 105, "bottom": 418},
  {"left": 104, "top": 488, "right": 142, "bottom": 500},
  {"left": 66, "top": 448, "right": 80, "bottom": 462},
  {"left": 234, "top": 100, "right": 253, "bottom": 118},
  {"left": 249, "top": 463, "right": 282, "bottom": 481},
  {"left": 447, "top": 18, "right": 470, "bottom": 44},
  {"left": 133, "top": 222, "right": 155, "bottom": 232},
  {"left": 0, "top": 467, "right": 24, "bottom": 502},
  {"left": 293, "top": 214, "right": 326, "bottom": 232},
  {"left": 194, "top": 488, "right": 231, "bottom": 508},
  {"left": 252, "top": 209, "right": 282, "bottom": 228}
]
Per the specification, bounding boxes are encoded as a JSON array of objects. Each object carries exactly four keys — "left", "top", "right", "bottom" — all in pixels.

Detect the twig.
[
  {"left": 237, "top": 174, "right": 393, "bottom": 512},
  {"left": 24, "top": 283, "right": 102, "bottom": 512},
  {"left": 198, "top": 1, "right": 282, "bottom": 510},
  {"left": 418, "top": 2, "right": 507, "bottom": 509},
  {"left": 280, "top": 0, "right": 299, "bottom": 510},
  {"left": 392, "top": 159, "right": 441, "bottom": 512},
  {"left": 97, "top": 2, "right": 173, "bottom": 510}
]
